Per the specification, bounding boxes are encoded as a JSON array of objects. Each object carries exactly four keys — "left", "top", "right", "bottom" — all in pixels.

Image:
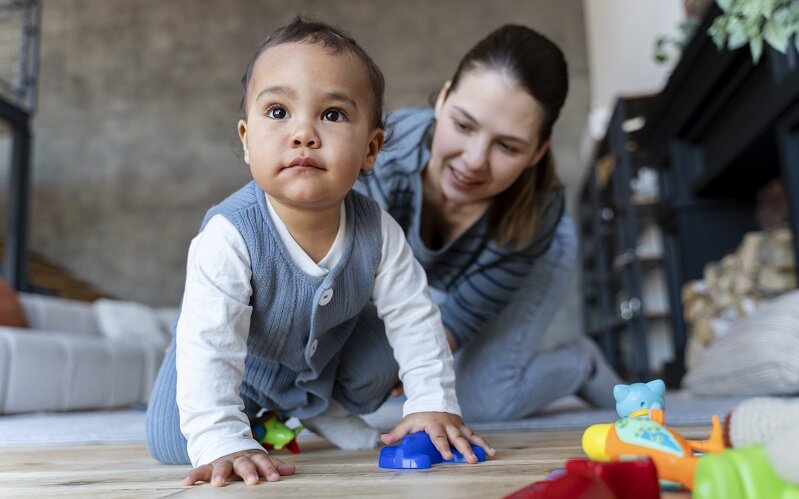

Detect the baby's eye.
[
  {"left": 266, "top": 106, "right": 288, "bottom": 119},
  {"left": 322, "top": 109, "right": 346, "bottom": 122}
]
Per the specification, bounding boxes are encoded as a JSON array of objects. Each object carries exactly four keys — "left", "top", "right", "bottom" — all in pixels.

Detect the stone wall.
[{"left": 19, "top": 0, "right": 588, "bottom": 305}]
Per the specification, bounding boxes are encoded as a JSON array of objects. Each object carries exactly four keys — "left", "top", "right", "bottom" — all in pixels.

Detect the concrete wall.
[
  {"left": 584, "top": 0, "right": 683, "bottom": 112},
  {"left": 582, "top": 0, "right": 683, "bottom": 144},
  {"left": 21, "top": 0, "right": 588, "bottom": 306}
]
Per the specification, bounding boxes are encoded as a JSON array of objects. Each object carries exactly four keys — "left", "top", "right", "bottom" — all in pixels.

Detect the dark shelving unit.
[
  {"left": 0, "top": 0, "right": 40, "bottom": 291},
  {"left": 636, "top": 5, "right": 799, "bottom": 383},
  {"left": 580, "top": 96, "right": 670, "bottom": 381}
]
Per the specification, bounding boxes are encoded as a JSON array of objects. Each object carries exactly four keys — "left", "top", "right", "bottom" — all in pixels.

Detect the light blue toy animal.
[{"left": 613, "top": 379, "right": 666, "bottom": 418}]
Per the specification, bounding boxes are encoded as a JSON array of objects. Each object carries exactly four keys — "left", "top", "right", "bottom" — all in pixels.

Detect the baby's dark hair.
[{"left": 239, "top": 16, "right": 385, "bottom": 130}]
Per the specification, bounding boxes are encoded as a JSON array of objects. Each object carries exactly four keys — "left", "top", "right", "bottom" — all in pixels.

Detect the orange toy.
[{"left": 582, "top": 409, "right": 725, "bottom": 490}]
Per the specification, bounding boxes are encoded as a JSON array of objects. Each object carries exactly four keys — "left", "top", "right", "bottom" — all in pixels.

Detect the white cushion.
[
  {"left": 93, "top": 299, "right": 171, "bottom": 350},
  {"left": 683, "top": 290, "right": 799, "bottom": 396},
  {"left": 18, "top": 293, "right": 99, "bottom": 336},
  {"left": 1, "top": 295, "right": 172, "bottom": 414},
  {"left": 0, "top": 328, "right": 164, "bottom": 414}
]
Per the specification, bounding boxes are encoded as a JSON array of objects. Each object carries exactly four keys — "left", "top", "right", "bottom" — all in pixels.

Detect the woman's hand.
[
  {"left": 182, "top": 449, "right": 296, "bottom": 487},
  {"left": 380, "top": 412, "right": 495, "bottom": 463}
]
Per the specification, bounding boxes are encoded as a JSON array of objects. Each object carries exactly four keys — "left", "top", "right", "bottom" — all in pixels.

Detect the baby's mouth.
[{"left": 287, "top": 156, "right": 323, "bottom": 170}]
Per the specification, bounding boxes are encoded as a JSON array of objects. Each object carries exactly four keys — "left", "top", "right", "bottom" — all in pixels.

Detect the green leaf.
[
  {"left": 716, "top": 0, "right": 733, "bottom": 12},
  {"left": 764, "top": 18, "right": 790, "bottom": 52},
  {"left": 750, "top": 35, "right": 764, "bottom": 62},
  {"left": 708, "top": 20, "right": 728, "bottom": 49},
  {"left": 773, "top": 6, "right": 791, "bottom": 24},
  {"left": 740, "top": 0, "right": 765, "bottom": 19},
  {"left": 744, "top": 16, "right": 764, "bottom": 38},
  {"left": 727, "top": 17, "right": 750, "bottom": 49},
  {"left": 762, "top": 0, "right": 776, "bottom": 18}
]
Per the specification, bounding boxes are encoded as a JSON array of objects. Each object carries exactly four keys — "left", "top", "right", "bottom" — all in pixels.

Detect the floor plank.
[{"left": 0, "top": 429, "right": 697, "bottom": 498}]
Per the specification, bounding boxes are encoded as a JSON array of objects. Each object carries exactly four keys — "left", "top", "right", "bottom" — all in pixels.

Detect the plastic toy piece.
[
  {"left": 694, "top": 445, "right": 799, "bottom": 499},
  {"left": 613, "top": 379, "right": 666, "bottom": 418},
  {"left": 250, "top": 411, "right": 303, "bottom": 454},
  {"left": 503, "top": 457, "right": 660, "bottom": 499},
  {"left": 378, "top": 431, "right": 486, "bottom": 469},
  {"left": 503, "top": 471, "right": 615, "bottom": 499},
  {"left": 565, "top": 458, "right": 660, "bottom": 498},
  {"left": 582, "top": 408, "right": 726, "bottom": 490}
]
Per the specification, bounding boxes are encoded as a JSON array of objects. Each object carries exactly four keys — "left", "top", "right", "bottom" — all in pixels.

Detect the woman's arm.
[{"left": 440, "top": 191, "right": 565, "bottom": 348}]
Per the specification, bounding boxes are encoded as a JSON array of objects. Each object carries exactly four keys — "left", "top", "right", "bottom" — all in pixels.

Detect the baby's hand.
[
  {"left": 380, "top": 412, "right": 496, "bottom": 463},
  {"left": 182, "top": 449, "right": 296, "bottom": 487}
]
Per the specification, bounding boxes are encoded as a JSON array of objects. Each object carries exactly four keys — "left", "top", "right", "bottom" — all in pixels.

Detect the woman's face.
[{"left": 430, "top": 68, "right": 550, "bottom": 207}]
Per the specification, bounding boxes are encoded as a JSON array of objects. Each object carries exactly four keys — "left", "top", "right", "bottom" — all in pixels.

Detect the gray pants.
[{"left": 448, "top": 215, "right": 590, "bottom": 422}]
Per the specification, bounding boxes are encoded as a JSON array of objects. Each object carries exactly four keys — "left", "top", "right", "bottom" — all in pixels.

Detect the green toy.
[
  {"left": 694, "top": 445, "right": 799, "bottom": 499},
  {"left": 250, "top": 411, "right": 303, "bottom": 454}
]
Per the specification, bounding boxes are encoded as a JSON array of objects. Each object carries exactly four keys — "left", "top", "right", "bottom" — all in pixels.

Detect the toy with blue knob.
[{"left": 379, "top": 431, "right": 486, "bottom": 469}]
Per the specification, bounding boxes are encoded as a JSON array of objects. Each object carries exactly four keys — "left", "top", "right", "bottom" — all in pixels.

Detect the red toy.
[{"left": 503, "top": 457, "right": 660, "bottom": 499}]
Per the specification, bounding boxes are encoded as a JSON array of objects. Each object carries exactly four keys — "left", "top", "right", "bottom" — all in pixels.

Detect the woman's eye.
[
  {"left": 499, "top": 142, "right": 520, "bottom": 154},
  {"left": 453, "top": 120, "right": 470, "bottom": 132},
  {"left": 266, "top": 106, "right": 287, "bottom": 119},
  {"left": 323, "top": 109, "right": 346, "bottom": 122}
]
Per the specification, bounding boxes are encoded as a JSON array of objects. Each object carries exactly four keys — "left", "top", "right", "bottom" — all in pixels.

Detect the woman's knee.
[
  {"left": 335, "top": 307, "right": 399, "bottom": 412},
  {"left": 458, "top": 390, "right": 524, "bottom": 422},
  {"left": 335, "top": 356, "right": 398, "bottom": 413}
]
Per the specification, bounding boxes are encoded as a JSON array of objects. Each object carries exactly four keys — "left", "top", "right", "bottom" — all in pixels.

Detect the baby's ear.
[
  {"left": 362, "top": 127, "right": 385, "bottom": 172},
  {"left": 237, "top": 119, "right": 250, "bottom": 165},
  {"left": 613, "top": 384, "right": 629, "bottom": 402},
  {"left": 646, "top": 379, "right": 666, "bottom": 396}
]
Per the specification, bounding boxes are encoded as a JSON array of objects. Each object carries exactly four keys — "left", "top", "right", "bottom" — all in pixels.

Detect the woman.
[{"left": 357, "top": 24, "right": 621, "bottom": 421}]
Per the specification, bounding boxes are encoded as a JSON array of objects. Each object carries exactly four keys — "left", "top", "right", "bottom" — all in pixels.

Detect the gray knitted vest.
[{"left": 199, "top": 181, "right": 383, "bottom": 418}]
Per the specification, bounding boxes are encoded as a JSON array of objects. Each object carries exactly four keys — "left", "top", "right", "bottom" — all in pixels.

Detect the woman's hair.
[
  {"left": 239, "top": 16, "right": 385, "bottom": 130},
  {"left": 444, "top": 25, "right": 568, "bottom": 248}
]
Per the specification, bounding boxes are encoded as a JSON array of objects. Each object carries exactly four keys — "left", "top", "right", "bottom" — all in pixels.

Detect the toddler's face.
[{"left": 238, "top": 42, "right": 383, "bottom": 212}]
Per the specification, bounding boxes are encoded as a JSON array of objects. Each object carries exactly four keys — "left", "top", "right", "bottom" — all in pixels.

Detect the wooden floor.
[{"left": 0, "top": 428, "right": 696, "bottom": 498}]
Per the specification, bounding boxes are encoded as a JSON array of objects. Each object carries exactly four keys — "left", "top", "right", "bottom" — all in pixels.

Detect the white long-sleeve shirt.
[{"left": 176, "top": 195, "right": 461, "bottom": 466}]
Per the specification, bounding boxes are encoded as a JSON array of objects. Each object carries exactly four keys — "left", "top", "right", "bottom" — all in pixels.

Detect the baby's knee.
[
  {"left": 147, "top": 443, "right": 191, "bottom": 465},
  {"left": 146, "top": 421, "right": 191, "bottom": 465},
  {"left": 145, "top": 404, "right": 190, "bottom": 465}
]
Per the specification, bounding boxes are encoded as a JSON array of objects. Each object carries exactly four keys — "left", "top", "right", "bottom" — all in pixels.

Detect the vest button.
[
  {"left": 319, "top": 288, "right": 333, "bottom": 306},
  {"left": 310, "top": 339, "right": 318, "bottom": 356}
]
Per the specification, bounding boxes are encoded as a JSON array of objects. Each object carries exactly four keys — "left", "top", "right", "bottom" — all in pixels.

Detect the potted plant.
[{"left": 709, "top": 0, "right": 799, "bottom": 63}]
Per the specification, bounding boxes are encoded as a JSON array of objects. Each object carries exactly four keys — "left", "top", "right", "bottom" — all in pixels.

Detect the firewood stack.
[{"left": 683, "top": 227, "right": 796, "bottom": 369}]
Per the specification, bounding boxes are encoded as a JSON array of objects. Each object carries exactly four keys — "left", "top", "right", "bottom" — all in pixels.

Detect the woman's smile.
[{"left": 448, "top": 165, "right": 483, "bottom": 189}]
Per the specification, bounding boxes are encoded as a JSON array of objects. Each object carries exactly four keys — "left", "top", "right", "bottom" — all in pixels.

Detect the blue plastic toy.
[
  {"left": 613, "top": 379, "right": 666, "bottom": 418},
  {"left": 378, "top": 431, "right": 486, "bottom": 469}
]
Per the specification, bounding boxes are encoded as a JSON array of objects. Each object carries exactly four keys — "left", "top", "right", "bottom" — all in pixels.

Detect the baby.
[{"left": 145, "top": 17, "right": 493, "bottom": 486}]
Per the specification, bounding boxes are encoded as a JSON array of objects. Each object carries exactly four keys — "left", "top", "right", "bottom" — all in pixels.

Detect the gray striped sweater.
[{"left": 355, "top": 108, "right": 564, "bottom": 347}]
